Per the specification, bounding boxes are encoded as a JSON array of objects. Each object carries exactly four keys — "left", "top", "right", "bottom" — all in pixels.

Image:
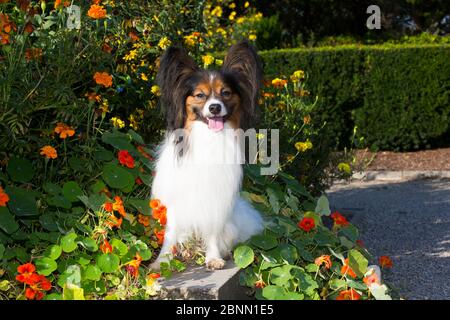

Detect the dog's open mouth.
[{"left": 207, "top": 117, "right": 225, "bottom": 132}]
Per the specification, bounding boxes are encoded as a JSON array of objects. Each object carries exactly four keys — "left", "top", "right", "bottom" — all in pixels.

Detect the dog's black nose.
[{"left": 209, "top": 103, "right": 221, "bottom": 115}]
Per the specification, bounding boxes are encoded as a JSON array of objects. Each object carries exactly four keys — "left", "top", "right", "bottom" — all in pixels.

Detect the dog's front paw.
[{"left": 206, "top": 258, "right": 225, "bottom": 270}]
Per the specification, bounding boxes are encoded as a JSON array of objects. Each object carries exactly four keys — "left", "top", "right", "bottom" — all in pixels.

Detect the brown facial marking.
[{"left": 185, "top": 80, "right": 210, "bottom": 129}]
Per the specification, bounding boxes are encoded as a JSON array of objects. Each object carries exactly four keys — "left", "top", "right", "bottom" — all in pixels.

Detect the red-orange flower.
[
  {"left": 379, "top": 256, "right": 393, "bottom": 269},
  {"left": 125, "top": 253, "right": 142, "bottom": 277},
  {"left": 104, "top": 201, "right": 113, "bottom": 212},
  {"left": 24, "top": 47, "right": 42, "bottom": 62},
  {"left": 137, "top": 145, "right": 153, "bottom": 160},
  {"left": 0, "top": 187, "right": 9, "bottom": 206},
  {"left": 25, "top": 287, "right": 44, "bottom": 300},
  {"left": 16, "top": 263, "right": 40, "bottom": 285},
  {"left": 331, "top": 211, "right": 349, "bottom": 226},
  {"left": 87, "top": 4, "right": 107, "bottom": 19},
  {"left": 298, "top": 217, "right": 315, "bottom": 232},
  {"left": 255, "top": 279, "right": 266, "bottom": 288},
  {"left": 93, "top": 71, "right": 113, "bottom": 87},
  {"left": 341, "top": 258, "right": 357, "bottom": 278},
  {"left": 100, "top": 239, "right": 113, "bottom": 254},
  {"left": 149, "top": 199, "right": 161, "bottom": 209},
  {"left": 138, "top": 214, "right": 150, "bottom": 227},
  {"left": 363, "top": 272, "right": 381, "bottom": 286},
  {"left": 314, "top": 255, "right": 332, "bottom": 269},
  {"left": 105, "top": 214, "right": 123, "bottom": 229},
  {"left": 154, "top": 229, "right": 165, "bottom": 245},
  {"left": 149, "top": 273, "right": 160, "bottom": 279},
  {"left": 54, "top": 122, "right": 75, "bottom": 139},
  {"left": 135, "top": 177, "right": 143, "bottom": 185},
  {"left": 336, "top": 288, "right": 361, "bottom": 300},
  {"left": 118, "top": 150, "right": 135, "bottom": 169},
  {"left": 112, "top": 196, "right": 126, "bottom": 216}
]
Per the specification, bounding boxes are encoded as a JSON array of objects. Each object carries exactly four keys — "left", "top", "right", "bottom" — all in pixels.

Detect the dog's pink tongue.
[{"left": 208, "top": 117, "right": 224, "bottom": 132}]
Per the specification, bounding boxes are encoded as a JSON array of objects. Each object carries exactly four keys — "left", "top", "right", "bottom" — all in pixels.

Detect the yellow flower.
[
  {"left": 290, "top": 70, "right": 305, "bottom": 83},
  {"left": 129, "top": 114, "right": 138, "bottom": 130},
  {"left": 124, "top": 50, "right": 138, "bottom": 61},
  {"left": 158, "top": 37, "right": 171, "bottom": 50},
  {"left": 236, "top": 17, "right": 245, "bottom": 24},
  {"left": 202, "top": 55, "right": 214, "bottom": 67},
  {"left": 271, "top": 78, "right": 287, "bottom": 88},
  {"left": 338, "top": 162, "right": 352, "bottom": 174},
  {"left": 211, "top": 6, "right": 222, "bottom": 17},
  {"left": 295, "top": 141, "right": 313, "bottom": 152},
  {"left": 40, "top": 146, "right": 57, "bottom": 159},
  {"left": 111, "top": 117, "right": 125, "bottom": 129},
  {"left": 229, "top": 11, "right": 236, "bottom": 20},
  {"left": 100, "top": 98, "right": 109, "bottom": 113},
  {"left": 248, "top": 34, "right": 257, "bottom": 41},
  {"left": 184, "top": 35, "right": 196, "bottom": 47},
  {"left": 215, "top": 59, "right": 223, "bottom": 66},
  {"left": 151, "top": 85, "right": 160, "bottom": 96},
  {"left": 244, "top": 1, "right": 250, "bottom": 8},
  {"left": 229, "top": 3, "right": 236, "bottom": 9},
  {"left": 140, "top": 73, "right": 148, "bottom": 81},
  {"left": 256, "top": 133, "right": 265, "bottom": 140}
]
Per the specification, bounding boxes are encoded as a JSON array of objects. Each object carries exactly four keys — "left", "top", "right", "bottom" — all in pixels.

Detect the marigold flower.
[
  {"left": 295, "top": 141, "right": 313, "bottom": 152},
  {"left": 54, "top": 122, "right": 75, "bottom": 139},
  {"left": 202, "top": 55, "right": 214, "bottom": 67},
  {"left": 303, "top": 115, "right": 311, "bottom": 124},
  {"left": 263, "top": 92, "right": 275, "bottom": 99},
  {"left": 151, "top": 85, "right": 160, "bottom": 96},
  {"left": 0, "top": 187, "right": 9, "bottom": 206},
  {"left": 118, "top": 150, "right": 135, "bottom": 169},
  {"left": 331, "top": 211, "right": 349, "bottom": 226},
  {"left": 290, "top": 70, "right": 305, "bottom": 83},
  {"left": 93, "top": 71, "right": 113, "bottom": 87},
  {"left": 271, "top": 78, "right": 287, "bottom": 88},
  {"left": 341, "top": 258, "right": 357, "bottom": 278},
  {"left": 100, "top": 239, "right": 113, "bottom": 254},
  {"left": 315, "top": 255, "right": 332, "bottom": 269},
  {"left": 40, "top": 145, "right": 57, "bottom": 159},
  {"left": 336, "top": 288, "right": 361, "bottom": 300},
  {"left": 379, "top": 256, "right": 393, "bottom": 269},
  {"left": 87, "top": 4, "right": 107, "bottom": 19},
  {"left": 298, "top": 217, "right": 315, "bottom": 232},
  {"left": 158, "top": 37, "right": 171, "bottom": 50}
]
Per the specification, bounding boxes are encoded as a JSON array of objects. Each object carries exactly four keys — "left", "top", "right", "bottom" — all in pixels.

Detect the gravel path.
[{"left": 326, "top": 179, "right": 450, "bottom": 300}]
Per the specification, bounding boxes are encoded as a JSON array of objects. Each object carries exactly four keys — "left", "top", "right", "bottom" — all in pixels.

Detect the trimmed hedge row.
[{"left": 260, "top": 44, "right": 450, "bottom": 150}]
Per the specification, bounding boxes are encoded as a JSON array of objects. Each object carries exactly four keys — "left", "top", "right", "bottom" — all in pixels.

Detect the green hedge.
[{"left": 260, "top": 44, "right": 450, "bottom": 150}]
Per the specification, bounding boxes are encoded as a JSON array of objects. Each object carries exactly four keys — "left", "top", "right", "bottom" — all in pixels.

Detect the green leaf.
[
  {"left": 233, "top": 245, "right": 254, "bottom": 268},
  {"left": 61, "top": 232, "right": 78, "bottom": 253},
  {"left": 0, "top": 280, "right": 10, "bottom": 291},
  {"left": 93, "top": 149, "right": 114, "bottom": 162},
  {"left": 291, "top": 267, "right": 318, "bottom": 295},
  {"left": 129, "top": 198, "right": 151, "bottom": 215},
  {"left": 101, "top": 131, "right": 134, "bottom": 151},
  {"left": 281, "top": 292, "right": 304, "bottom": 300},
  {"left": 44, "top": 245, "right": 62, "bottom": 260},
  {"left": 78, "top": 237, "right": 98, "bottom": 252},
  {"left": 0, "top": 207, "right": 19, "bottom": 234},
  {"left": 5, "top": 186, "right": 38, "bottom": 216},
  {"left": 261, "top": 285, "right": 286, "bottom": 300},
  {"left": 78, "top": 193, "right": 107, "bottom": 212},
  {"left": 62, "top": 283, "right": 85, "bottom": 300},
  {"left": 250, "top": 234, "right": 278, "bottom": 250},
  {"left": 266, "top": 187, "right": 280, "bottom": 214},
  {"left": 58, "top": 265, "right": 82, "bottom": 287},
  {"left": 68, "top": 158, "right": 90, "bottom": 173},
  {"left": 339, "top": 225, "right": 359, "bottom": 242},
  {"left": 84, "top": 265, "right": 102, "bottom": 281},
  {"left": 97, "top": 253, "right": 120, "bottom": 273},
  {"left": 47, "top": 195, "right": 72, "bottom": 209},
  {"left": 133, "top": 240, "right": 152, "bottom": 260},
  {"left": 110, "top": 238, "right": 128, "bottom": 256},
  {"left": 348, "top": 249, "right": 368, "bottom": 278},
  {"left": 305, "top": 263, "right": 319, "bottom": 273},
  {"left": 35, "top": 257, "right": 58, "bottom": 276},
  {"left": 315, "top": 195, "right": 331, "bottom": 216},
  {"left": 43, "top": 183, "right": 63, "bottom": 195},
  {"left": 102, "top": 163, "right": 135, "bottom": 190},
  {"left": 0, "top": 244, "right": 5, "bottom": 259},
  {"left": 127, "top": 129, "right": 145, "bottom": 145},
  {"left": 6, "top": 157, "right": 34, "bottom": 183},
  {"left": 329, "top": 278, "right": 346, "bottom": 290},
  {"left": 39, "top": 213, "right": 59, "bottom": 232},
  {"left": 90, "top": 180, "right": 106, "bottom": 194},
  {"left": 270, "top": 265, "right": 293, "bottom": 287},
  {"left": 45, "top": 293, "right": 62, "bottom": 300},
  {"left": 62, "top": 181, "right": 83, "bottom": 202}
]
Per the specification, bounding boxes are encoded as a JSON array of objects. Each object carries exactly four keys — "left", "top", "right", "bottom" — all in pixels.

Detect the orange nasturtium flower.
[
  {"left": 105, "top": 214, "right": 123, "bottom": 229},
  {"left": 87, "top": 4, "right": 107, "bottom": 19},
  {"left": 138, "top": 214, "right": 150, "bottom": 227},
  {"left": 341, "top": 258, "right": 357, "bottom": 279},
  {"left": 314, "top": 255, "right": 332, "bottom": 270},
  {"left": 54, "top": 122, "right": 75, "bottom": 139},
  {"left": 379, "top": 256, "right": 393, "bottom": 269},
  {"left": 93, "top": 71, "right": 113, "bottom": 87},
  {"left": 125, "top": 253, "right": 142, "bottom": 277},
  {"left": 150, "top": 199, "right": 167, "bottom": 226},
  {"left": 118, "top": 150, "right": 135, "bottom": 169},
  {"left": 336, "top": 288, "right": 361, "bottom": 300},
  {"left": 0, "top": 187, "right": 9, "bottom": 206},
  {"left": 148, "top": 272, "right": 160, "bottom": 279},
  {"left": 100, "top": 239, "right": 113, "bottom": 254},
  {"left": 254, "top": 279, "right": 266, "bottom": 289},
  {"left": 112, "top": 196, "right": 126, "bottom": 216},
  {"left": 331, "top": 211, "right": 349, "bottom": 226},
  {"left": 40, "top": 145, "right": 57, "bottom": 159},
  {"left": 154, "top": 229, "right": 165, "bottom": 245},
  {"left": 16, "top": 263, "right": 40, "bottom": 285},
  {"left": 363, "top": 272, "right": 381, "bottom": 286}
]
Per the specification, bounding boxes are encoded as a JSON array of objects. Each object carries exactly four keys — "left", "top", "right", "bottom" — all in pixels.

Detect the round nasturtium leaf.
[
  {"left": 97, "top": 253, "right": 120, "bottom": 273},
  {"left": 0, "top": 207, "right": 20, "bottom": 235},
  {"left": 250, "top": 234, "right": 278, "bottom": 250},
  {"left": 261, "top": 285, "right": 286, "bottom": 300},
  {"left": 43, "top": 182, "right": 63, "bottom": 195},
  {"left": 6, "top": 157, "right": 34, "bottom": 183},
  {"left": 45, "top": 245, "right": 62, "bottom": 260},
  {"left": 62, "top": 181, "right": 83, "bottom": 203},
  {"left": 78, "top": 237, "right": 98, "bottom": 252},
  {"left": 61, "top": 232, "right": 78, "bottom": 253},
  {"left": 84, "top": 265, "right": 102, "bottom": 281},
  {"left": 5, "top": 187, "right": 38, "bottom": 217},
  {"left": 233, "top": 245, "right": 254, "bottom": 268},
  {"left": 102, "top": 163, "right": 134, "bottom": 190},
  {"left": 35, "top": 257, "right": 58, "bottom": 276}
]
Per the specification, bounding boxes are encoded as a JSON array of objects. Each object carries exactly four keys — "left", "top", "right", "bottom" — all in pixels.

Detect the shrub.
[{"left": 260, "top": 44, "right": 450, "bottom": 150}]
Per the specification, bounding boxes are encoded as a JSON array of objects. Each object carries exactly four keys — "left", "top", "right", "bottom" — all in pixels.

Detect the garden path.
[{"left": 327, "top": 179, "right": 450, "bottom": 300}]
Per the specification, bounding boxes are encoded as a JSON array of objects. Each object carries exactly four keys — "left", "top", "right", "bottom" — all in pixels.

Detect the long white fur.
[{"left": 150, "top": 121, "right": 264, "bottom": 268}]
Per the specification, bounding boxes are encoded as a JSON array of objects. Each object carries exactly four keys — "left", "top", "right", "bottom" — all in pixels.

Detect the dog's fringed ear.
[
  {"left": 156, "top": 47, "right": 198, "bottom": 130},
  {"left": 221, "top": 41, "right": 263, "bottom": 129}
]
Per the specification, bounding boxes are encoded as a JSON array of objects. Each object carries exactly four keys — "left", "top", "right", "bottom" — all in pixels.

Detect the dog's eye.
[
  {"left": 195, "top": 93, "right": 206, "bottom": 99},
  {"left": 221, "top": 90, "right": 231, "bottom": 98}
]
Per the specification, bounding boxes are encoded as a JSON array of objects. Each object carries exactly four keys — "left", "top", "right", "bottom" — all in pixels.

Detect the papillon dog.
[{"left": 150, "top": 42, "right": 264, "bottom": 270}]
